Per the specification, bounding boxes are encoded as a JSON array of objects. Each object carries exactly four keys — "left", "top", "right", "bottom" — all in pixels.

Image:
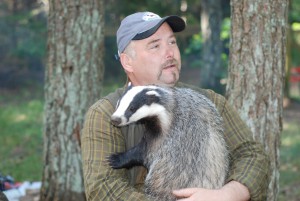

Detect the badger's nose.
[{"left": 111, "top": 116, "right": 122, "bottom": 126}]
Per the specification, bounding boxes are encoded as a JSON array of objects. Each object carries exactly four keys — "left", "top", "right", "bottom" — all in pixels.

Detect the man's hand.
[
  {"left": 173, "top": 188, "right": 222, "bottom": 201},
  {"left": 172, "top": 181, "right": 250, "bottom": 201}
]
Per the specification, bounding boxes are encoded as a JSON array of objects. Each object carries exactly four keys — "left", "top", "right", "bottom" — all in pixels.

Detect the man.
[{"left": 81, "top": 11, "right": 270, "bottom": 201}]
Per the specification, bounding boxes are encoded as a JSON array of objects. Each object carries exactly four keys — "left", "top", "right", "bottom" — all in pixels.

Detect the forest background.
[{"left": 0, "top": 0, "right": 299, "bottom": 200}]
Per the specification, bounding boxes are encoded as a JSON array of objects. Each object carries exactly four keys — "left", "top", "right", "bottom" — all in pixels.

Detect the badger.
[{"left": 108, "top": 84, "right": 229, "bottom": 201}]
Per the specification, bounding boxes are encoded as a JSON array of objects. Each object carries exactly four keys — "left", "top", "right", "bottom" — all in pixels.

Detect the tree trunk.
[
  {"left": 40, "top": 0, "right": 105, "bottom": 200},
  {"left": 200, "top": 0, "right": 223, "bottom": 93},
  {"left": 226, "top": 0, "right": 288, "bottom": 200}
]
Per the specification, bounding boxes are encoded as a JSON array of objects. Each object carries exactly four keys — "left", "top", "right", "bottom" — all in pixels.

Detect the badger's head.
[{"left": 111, "top": 85, "right": 171, "bottom": 128}]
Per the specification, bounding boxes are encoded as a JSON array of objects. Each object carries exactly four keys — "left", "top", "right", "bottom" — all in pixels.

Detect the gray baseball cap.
[{"left": 116, "top": 11, "right": 186, "bottom": 55}]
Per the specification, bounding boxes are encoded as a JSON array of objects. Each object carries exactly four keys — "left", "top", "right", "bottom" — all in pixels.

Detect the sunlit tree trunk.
[
  {"left": 200, "top": 0, "right": 223, "bottom": 92},
  {"left": 226, "top": 0, "right": 288, "bottom": 200},
  {"left": 40, "top": 0, "right": 105, "bottom": 200}
]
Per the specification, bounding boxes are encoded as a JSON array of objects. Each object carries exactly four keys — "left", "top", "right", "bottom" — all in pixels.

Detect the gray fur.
[{"left": 109, "top": 86, "right": 229, "bottom": 201}]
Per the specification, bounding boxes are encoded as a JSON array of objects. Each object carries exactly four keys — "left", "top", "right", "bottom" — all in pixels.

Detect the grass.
[
  {"left": 0, "top": 89, "right": 44, "bottom": 181},
  {"left": 278, "top": 121, "right": 300, "bottom": 201},
  {"left": 0, "top": 86, "right": 299, "bottom": 201}
]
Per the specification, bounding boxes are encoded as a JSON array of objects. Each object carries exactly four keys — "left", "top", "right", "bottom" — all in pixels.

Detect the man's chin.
[
  {"left": 160, "top": 77, "right": 179, "bottom": 87},
  {"left": 158, "top": 70, "right": 180, "bottom": 86}
]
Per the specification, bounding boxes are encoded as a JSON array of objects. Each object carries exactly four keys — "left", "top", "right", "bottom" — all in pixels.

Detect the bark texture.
[
  {"left": 40, "top": 0, "right": 105, "bottom": 200},
  {"left": 200, "top": 0, "right": 223, "bottom": 92},
  {"left": 226, "top": 1, "right": 288, "bottom": 200}
]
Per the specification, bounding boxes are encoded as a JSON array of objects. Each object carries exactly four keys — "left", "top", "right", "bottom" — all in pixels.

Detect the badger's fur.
[{"left": 109, "top": 84, "right": 229, "bottom": 201}]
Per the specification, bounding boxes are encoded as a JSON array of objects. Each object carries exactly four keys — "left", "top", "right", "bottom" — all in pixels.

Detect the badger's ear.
[
  {"left": 146, "top": 90, "right": 160, "bottom": 104},
  {"left": 146, "top": 90, "right": 160, "bottom": 97}
]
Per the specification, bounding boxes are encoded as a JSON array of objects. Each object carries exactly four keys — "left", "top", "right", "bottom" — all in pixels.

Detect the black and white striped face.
[{"left": 111, "top": 85, "right": 166, "bottom": 126}]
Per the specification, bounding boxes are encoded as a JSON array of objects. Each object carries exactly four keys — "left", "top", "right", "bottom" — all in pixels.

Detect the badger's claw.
[{"left": 107, "top": 153, "right": 124, "bottom": 169}]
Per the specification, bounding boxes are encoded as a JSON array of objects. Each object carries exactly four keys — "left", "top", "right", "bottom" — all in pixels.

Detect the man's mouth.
[
  {"left": 163, "top": 59, "right": 178, "bottom": 70},
  {"left": 164, "top": 64, "right": 176, "bottom": 69}
]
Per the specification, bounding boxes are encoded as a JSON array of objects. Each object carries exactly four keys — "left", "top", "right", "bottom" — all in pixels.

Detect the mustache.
[{"left": 161, "top": 59, "right": 179, "bottom": 69}]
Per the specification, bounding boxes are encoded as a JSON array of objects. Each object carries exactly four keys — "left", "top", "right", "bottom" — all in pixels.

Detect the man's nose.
[{"left": 165, "top": 45, "right": 174, "bottom": 59}]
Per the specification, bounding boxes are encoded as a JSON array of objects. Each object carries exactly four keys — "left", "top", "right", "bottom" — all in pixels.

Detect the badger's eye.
[{"left": 129, "top": 105, "right": 135, "bottom": 112}]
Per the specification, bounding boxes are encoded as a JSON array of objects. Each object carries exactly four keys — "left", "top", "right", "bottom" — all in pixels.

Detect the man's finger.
[{"left": 173, "top": 188, "right": 200, "bottom": 197}]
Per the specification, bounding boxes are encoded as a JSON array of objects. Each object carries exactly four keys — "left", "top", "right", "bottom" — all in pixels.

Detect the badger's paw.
[{"left": 107, "top": 153, "right": 124, "bottom": 169}]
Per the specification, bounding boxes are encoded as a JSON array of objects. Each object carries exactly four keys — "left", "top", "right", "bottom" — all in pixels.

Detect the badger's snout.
[{"left": 111, "top": 115, "right": 122, "bottom": 126}]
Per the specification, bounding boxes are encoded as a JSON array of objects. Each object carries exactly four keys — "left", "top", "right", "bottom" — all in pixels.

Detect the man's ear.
[{"left": 120, "top": 53, "right": 134, "bottom": 73}]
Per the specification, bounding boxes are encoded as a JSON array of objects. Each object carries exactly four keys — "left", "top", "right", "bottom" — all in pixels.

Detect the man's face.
[{"left": 126, "top": 22, "right": 181, "bottom": 87}]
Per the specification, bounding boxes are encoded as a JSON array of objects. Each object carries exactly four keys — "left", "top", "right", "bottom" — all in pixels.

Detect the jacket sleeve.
[
  {"left": 81, "top": 99, "right": 148, "bottom": 201},
  {"left": 207, "top": 90, "right": 270, "bottom": 201}
]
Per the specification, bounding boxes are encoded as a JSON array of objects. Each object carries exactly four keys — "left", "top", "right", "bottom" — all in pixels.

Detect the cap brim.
[{"left": 132, "top": 15, "right": 185, "bottom": 40}]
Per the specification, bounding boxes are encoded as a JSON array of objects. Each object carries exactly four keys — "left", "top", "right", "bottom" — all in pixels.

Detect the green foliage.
[
  {"left": 291, "top": 23, "right": 300, "bottom": 66},
  {"left": 184, "top": 34, "right": 203, "bottom": 55},
  {"left": 183, "top": 33, "right": 203, "bottom": 68},
  {"left": 289, "top": 0, "right": 300, "bottom": 23},
  {"left": 289, "top": 1, "right": 300, "bottom": 68},
  {"left": 220, "top": 18, "right": 230, "bottom": 44},
  {"left": 220, "top": 18, "right": 230, "bottom": 78},
  {"left": 182, "top": 17, "right": 230, "bottom": 77},
  {"left": 0, "top": 2, "right": 47, "bottom": 73}
]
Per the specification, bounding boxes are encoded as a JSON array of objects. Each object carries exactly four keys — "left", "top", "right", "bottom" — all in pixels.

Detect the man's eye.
[
  {"left": 150, "top": 44, "right": 159, "bottom": 49},
  {"left": 170, "top": 40, "right": 177, "bottom": 45}
]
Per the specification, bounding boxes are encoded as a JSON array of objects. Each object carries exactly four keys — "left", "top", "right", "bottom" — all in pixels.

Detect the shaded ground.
[{"left": 280, "top": 98, "right": 300, "bottom": 201}]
